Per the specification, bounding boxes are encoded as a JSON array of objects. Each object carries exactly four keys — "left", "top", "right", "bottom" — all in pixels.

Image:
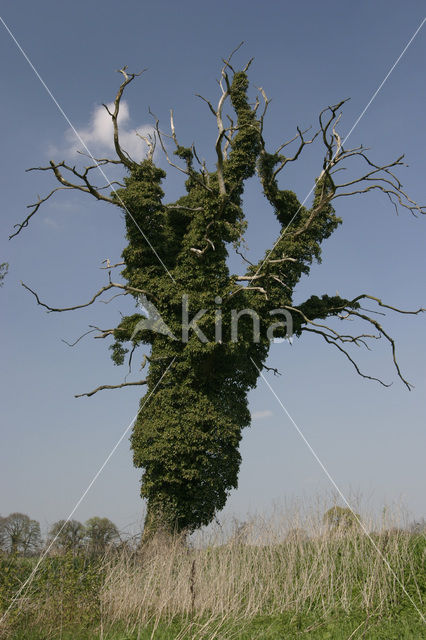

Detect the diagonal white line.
[
  {"left": 0, "top": 356, "right": 176, "bottom": 626},
  {"left": 0, "top": 15, "right": 175, "bottom": 283},
  {"left": 343, "top": 16, "right": 426, "bottom": 145},
  {"left": 254, "top": 16, "right": 426, "bottom": 278},
  {"left": 250, "top": 356, "right": 425, "bottom": 623}
]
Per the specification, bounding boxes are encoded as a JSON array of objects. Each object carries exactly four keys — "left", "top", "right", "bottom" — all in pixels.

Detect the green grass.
[{"left": 7, "top": 611, "right": 426, "bottom": 640}]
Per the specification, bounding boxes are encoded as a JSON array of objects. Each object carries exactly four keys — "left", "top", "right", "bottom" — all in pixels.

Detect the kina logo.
[{"left": 130, "top": 294, "right": 176, "bottom": 341}]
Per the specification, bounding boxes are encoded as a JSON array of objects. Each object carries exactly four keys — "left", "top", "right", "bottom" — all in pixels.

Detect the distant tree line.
[
  {"left": 1, "top": 510, "right": 423, "bottom": 557},
  {"left": 0, "top": 513, "right": 120, "bottom": 556}
]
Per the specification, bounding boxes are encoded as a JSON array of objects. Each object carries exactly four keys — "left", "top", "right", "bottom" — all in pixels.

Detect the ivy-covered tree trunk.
[
  {"left": 15, "top": 57, "right": 424, "bottom": 537},
  {"left": 112, "top": 71, "right": 271, "bottom": 534}
]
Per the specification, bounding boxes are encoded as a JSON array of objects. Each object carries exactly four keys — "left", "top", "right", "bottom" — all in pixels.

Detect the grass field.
[{"left": 1, "top": 508, "right": 424, "bottom": 639}]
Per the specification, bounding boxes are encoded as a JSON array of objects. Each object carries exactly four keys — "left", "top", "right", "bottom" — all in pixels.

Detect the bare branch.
[
  {"left": 283, "top": 304, "right": 377, "bottom": 344},
  {"left": 190, "top": 238, "right": 215, "bottom": 256},
  {"left": 258, "top": 98, "right": 424, "bottom": 244},
  {"left": 136, "top": 130, "right": 156, "bottom": 161},
  {"left": 151, "top": 109, "right": 210, "bottom": 191},
  {"left": 229, "top": 285, "right": 269, "bottom": 300},
  {"left": 150, "top": 108, "right": 185, "bottom": 174},
  {"left": 62, "top": 324, "right": 126, "bottom": 347},
  {"left": 165, "top": 205, "right": 204, "bottom": 212},
  {"left": 75, "top": 379, "right": 148, "bottom": 398},
  {"left": 303, "top": 101, "right": 425, "bottom": 227},
  {"left": 235, "top": 247, "right": 255, "bottom": 267},
  {"left": 12, "top": 107, "right": 155, "bottom": 238},
  {"left": 191, "top": 144, "right": 203, "bottom": 168},
  {"left": 245, "top": 286, "right": 268, "bottom": 297},
  {"left": 190, "top": 221, "right": 216, "bottom": 257},
  {"left": 92, "top": 326, "right": 117, "bottom": 339},
  {"left": 10, "top": 185, "right": 72, "bottom": 239},
  {"left": 11, "top": 156, "right": 126, "bottom": 240},
  {"left": 99, "top": 292, "right": 128, "bottom": 304},
  {"left": 22, "top": 281, "right": 157, "bottom": 313},
  {"left": 289, "top": 293, "right": 423, "bottom": 390},
  {"left": 125, "top": 343, "right": 138, "bottom": 381},
  {"left": 302, "top": 327, "right": 391, "bottom": 387},
  {"left": 222, "top": 41, "right": 245, "bottom": 73},
  {"left": 100, "top": 259, "right": 125, "bottom": 270},
  {"left": 262, "top": 363, "right": 281, "bottom": 376},
  {"left": 102, "top": 66, "right": 147, "bottom": 169},
  {"left": 169, "top": 109, "right": 179, "bottom": 149},
  {"left": 344, "top": 308, "right": 414, "bottom": 390},
  {"left": 272, "top": 126, "right": 320, "bottom": 179},
  {"left": 61, "top": 328, "right": 99, "bottom": 347},
  {"left": 195, "top": 94, "right": 217, "bottom": 118},
  {"left": 268, "top": 256, "right": 297, "bottom": 264},
  {"left": 235, "top": 274, "right": 264, "bottom": 281},
  {"left": 223, "top": 115, "right": 236, "bottom": 161},
  {"left": 350, "top": 294, "right": 425, "bottom": 315},
  {"left": 22, "top": 281, "right": 119, "bottom": 312},
  {"left": 46, "top": 161, "right": 117, "bottom": 203},
  {"left": 257, "top": 86, "right": 270, "bottom": 139},
  {"left": 196, "top": 58, "right": 233, "bottom": 196},
  {"left": 270, "top": 274, "right": 291, "bottom": 291},
  {"left": 75, "top": 150, "right": 123, "bottom": 165}
]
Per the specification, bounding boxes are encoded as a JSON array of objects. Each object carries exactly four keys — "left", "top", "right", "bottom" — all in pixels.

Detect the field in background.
[{"left": 0, "top": 502, "right": 424, "bottom": 639}]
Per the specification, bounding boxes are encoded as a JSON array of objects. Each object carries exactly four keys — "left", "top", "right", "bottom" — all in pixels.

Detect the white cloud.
[
  {"left": 51, "top": 101, "right": 154, "bottom": 163},
  {"left": 252, "top": 409, "right": 274, "bottom": 420},
  {"left": 43, "top": 216, "right": 60, "bottom": 229}
]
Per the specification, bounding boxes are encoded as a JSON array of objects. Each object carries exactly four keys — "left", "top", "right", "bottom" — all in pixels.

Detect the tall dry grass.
[{"left": 101, "top": 501, "right": 421, "bottom": 631}]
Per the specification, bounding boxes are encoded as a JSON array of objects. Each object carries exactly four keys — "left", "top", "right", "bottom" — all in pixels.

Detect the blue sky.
[{"left": 0, "top": 1, "right": 425, "bottom": 534}]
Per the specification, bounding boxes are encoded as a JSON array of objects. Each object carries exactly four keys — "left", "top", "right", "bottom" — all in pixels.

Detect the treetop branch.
[{"left": 102, "top": 66, "right": 148, "bottom": 169}]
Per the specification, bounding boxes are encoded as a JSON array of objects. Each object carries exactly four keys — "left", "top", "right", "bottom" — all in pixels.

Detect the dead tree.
[{"left": 12, "top": 53, "right": 425, "bottom": 534}]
